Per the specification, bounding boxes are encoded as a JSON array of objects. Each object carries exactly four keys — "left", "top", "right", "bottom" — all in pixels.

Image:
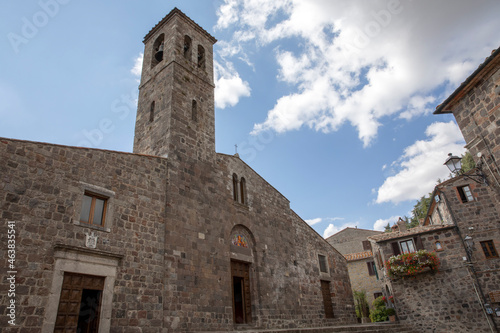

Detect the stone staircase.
[{"left": 203, "top": 322, "right": 419, "bottom": 333}]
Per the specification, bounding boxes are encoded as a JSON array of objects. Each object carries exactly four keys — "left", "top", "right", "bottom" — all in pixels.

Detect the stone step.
[{"left": 201, "top": 322, "right": 419, "bottom": 333}]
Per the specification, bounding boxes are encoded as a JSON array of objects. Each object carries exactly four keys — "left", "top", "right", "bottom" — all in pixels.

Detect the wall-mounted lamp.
[
  {"left": 444, "top": 153, "right": 488, "bottom": 185},
  {"left": 464, "top": 235, "right": 474, "bottom": 257}
]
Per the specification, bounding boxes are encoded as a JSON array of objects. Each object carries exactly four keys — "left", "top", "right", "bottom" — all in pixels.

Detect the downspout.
[{"left": 441, "top": 192, "right": 498, "bottom": 333}]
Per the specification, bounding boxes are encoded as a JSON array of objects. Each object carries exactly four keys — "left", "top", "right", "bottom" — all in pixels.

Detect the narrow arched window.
[
  {"left": 149, "top": 101, "right": 155, "bottom": 122},
  {"left": 233, "top": 174, "right": 239, "bottom": 202},
  {"left": 197, "top": 45, "right": 205, "bottom": 69},
  {"left": 184, "top": 35, "right": 192, "bottom": 60},
  {"left": 192, "top": 100, "right": 197, "bottom": 122},
  {"left": 240, "top": 177, "right": 246, "bottom": 205},
  {"left": 151, "top": 34, "right": 165, "bottom": 68}
]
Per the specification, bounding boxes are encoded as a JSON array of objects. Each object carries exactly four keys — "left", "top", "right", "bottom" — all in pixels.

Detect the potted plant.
[
  {"left": 389, "top": 295, "right": 394, "bottom": 303},
  {"left": 386, "top": 308, "right": 396, "bottom": 322},
  {"left": 353, "top": 290, "right": 370, "bottom": 323},
  {"left": 369, "top": 296, "right": 388, "bottom": 323}
]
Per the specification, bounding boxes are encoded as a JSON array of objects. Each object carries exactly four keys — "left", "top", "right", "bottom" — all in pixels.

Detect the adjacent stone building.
[
  {"left": 434, "top": 47, "right": 500, "bottom": 195},
  {"left": 0, "top": 8, "right": 357, "bottom": 332},
  {"left": 367, "top": 47, "right": 500, "bottom": 333},
  {"left": 326, "top": 228, "right": 383, "bottom": 308}
]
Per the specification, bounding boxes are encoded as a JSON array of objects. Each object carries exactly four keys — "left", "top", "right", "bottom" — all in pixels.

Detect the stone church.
[{"left": 0, "top": 8, "right": 356, "bottom": 332}]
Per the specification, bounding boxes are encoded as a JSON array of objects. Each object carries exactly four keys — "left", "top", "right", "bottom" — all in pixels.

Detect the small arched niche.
[
  {"left": 151, "top": 34, "right": 165, "bottom": 68},
  {"left": 149, "top": 101, "right": 155, "bottom": 122},
  {"left": 184, "top": 35, "right": 192, "bottom": 60},
  {"left": 191, "top": 99, "right": 198, "bottom": 122},
  {"left": 197, "top": 45, "right": 205, "bottom": 69}
]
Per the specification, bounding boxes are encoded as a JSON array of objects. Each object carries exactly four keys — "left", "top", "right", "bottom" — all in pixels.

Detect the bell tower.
[{"left": 133, "top": 8, "right": 217, "bottom": 163}]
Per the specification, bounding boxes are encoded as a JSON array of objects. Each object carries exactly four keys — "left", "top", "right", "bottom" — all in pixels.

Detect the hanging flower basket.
[{"left": 386, "top": 250, "right": 440, "bottom": 278}]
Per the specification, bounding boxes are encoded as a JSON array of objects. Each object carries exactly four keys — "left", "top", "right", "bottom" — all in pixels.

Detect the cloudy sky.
[{"left": 2, "top": 1, "right": 499, "bottom": 238}]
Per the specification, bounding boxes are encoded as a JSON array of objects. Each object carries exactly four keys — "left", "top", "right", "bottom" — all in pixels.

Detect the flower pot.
[{"left": 389, "top": 315, "right": 396, "bottom": 322}]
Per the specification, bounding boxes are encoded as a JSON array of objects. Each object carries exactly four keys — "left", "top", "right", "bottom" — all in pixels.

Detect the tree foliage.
[
  {"left": 353, "top": 290, "right": 370, "bottom": 319},
  {"left": 461, "top": 151, "right": 476, "bottom": 173},
  {"left": 409, "top": 194, "right": 432, "bottom": 228}
]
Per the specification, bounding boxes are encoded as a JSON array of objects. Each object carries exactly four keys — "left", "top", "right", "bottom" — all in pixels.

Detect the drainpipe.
[{"left": 441, "top": 192, "right": 498, "bottom": 333}]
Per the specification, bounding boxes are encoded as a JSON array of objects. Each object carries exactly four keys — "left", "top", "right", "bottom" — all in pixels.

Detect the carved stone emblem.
[{"left": 85, "top": 232, "right": 98, "bottom": 249}]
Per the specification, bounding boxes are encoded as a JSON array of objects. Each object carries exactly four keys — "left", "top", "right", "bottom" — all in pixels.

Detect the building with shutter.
[
  {"left": 369, "top": 172, "right": 500, "bottom": 333},
  {"left": 326, "top": 228, "right": 384, "bottom": 309},
  {"left": 0, "top": 8, "right": 358, "bottom": 332}
]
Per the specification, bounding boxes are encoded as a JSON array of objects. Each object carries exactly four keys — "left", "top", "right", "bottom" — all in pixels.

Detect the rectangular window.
[
  {"left": 362, "top": 240, "right": 372, "bottom": 251},
  {"left": 366, "top": 261, "right": 376, "bottom": 276},
  {"left": 457, "top": 185, "right": 474, "bottom": 203},
  {"left": 480, "top": 240, "right": 498, "bottom": 259},
  {"left": 399, "top": 239, "right": 416, "bottom": 254},
  {"left": 80, "top": 192, "right": 107, "bottom": 226},
  {"left": 374, "top": 292, "right": 383, "bottom": 300},
  {"left": 318, "top": 254, "right": 328, "bottom": 273}
]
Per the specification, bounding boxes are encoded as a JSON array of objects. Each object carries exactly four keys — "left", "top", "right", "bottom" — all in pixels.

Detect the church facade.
[{"left": 0, "top": 8, "right": 356, "bottom": 332}]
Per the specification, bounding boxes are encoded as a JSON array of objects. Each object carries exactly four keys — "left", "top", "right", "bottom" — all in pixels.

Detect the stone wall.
[
  {"left": 326, "top": 228, "right": 381, "bottom": 255},
  {"left": 346, "top": 258, "right": 382, "bottom": 307},
  {"left": 446, "top": 53, "right": 500, "bottom": 194},
  {"left": 0, "top": 138, "right": 168, "bottom": 331},
  {"left": 372, "top": 227, "right": 493, "bottom": 332},
  {"left": 159, "top": 151, "right": 357, "bottom": 331},
  {"left": 437, "top": 174, "right": 500, "bottom": 330}
]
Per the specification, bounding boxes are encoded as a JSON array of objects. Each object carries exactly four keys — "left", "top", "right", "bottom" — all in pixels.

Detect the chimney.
[{"left": 397, "top": 218, "right": 407, "bottom": 232}]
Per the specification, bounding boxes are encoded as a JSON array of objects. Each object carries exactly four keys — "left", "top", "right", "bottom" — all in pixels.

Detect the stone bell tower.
[{"left": 133, "top": 8, "right": 217, "bottom": 162}]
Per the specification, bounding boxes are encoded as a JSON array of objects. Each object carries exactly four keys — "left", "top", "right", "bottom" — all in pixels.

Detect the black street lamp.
[
  {"left": 444, "top": 153, "right": 488, "bottom": 185},
  {"left": 444, "top": 153, "right": 462, "bottom": 174}
]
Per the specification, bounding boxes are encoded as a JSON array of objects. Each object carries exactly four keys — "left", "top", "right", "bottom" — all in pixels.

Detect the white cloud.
[
  {"left": 131, "top": 53, "right": 143, "bottom": 81},
  {"left": 215, "top": 0, "right": 500, "bottom": 146},
  {"left": 375, "top": 121, "right": 466, "bottom": 204},
  {"left": 323, "top": 221, "right": 358, "bottom": 238},
  {"left": 305, "top": 217, "right": 322, "bottom": 226},
  {"left": 214, "top": 61, "right": 251, "bottom": 109},
  {"left": 373, "top": 216, "right": 399, "bottom": 231}
]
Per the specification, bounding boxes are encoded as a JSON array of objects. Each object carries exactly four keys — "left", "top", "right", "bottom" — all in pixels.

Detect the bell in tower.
[{"left": 154, "top": 42, "right": 164, "bottom": 62}]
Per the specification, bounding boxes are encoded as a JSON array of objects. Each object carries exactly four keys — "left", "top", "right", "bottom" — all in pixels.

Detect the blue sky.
[{"left": 1, "top": 1, "right": 499, "bottom": 238}]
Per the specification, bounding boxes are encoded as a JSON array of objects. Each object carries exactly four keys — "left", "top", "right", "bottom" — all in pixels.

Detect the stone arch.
[
  {"left": 197, "top": 44, "right": 205, "bottom": 69},
  {"left": 229, "top": 224, "right": 256, "bottom": 324},
  {"left": 183, "top": 35, "right": 192, "bottom": 60},
  {"left": 151, "top": 34, "right": 164, "bottom": 68}
]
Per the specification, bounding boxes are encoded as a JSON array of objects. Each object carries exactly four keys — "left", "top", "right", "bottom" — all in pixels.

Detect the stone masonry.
[
  {"left": 327, "top": 228, "right": 383, "bottom": 307},
  {"left": 434, "top": 47, "right": 500, "bottom": 195},
  {"left": 370, "top": 226, "right": 494, "bottom": 333},
  {"left": 0, "top": 8, "right": 356, "bottom": 332}
]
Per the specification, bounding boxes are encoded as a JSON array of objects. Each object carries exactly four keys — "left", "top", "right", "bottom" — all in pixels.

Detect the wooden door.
[
  {"left": 231, "top": 261, "right": 252, "bottom": 324},
  {"left": 54, "top": 272, "right": 104, "bottom": 333},
  {"left": 320, "top": 280, "right": 334, "bottom": 318}
]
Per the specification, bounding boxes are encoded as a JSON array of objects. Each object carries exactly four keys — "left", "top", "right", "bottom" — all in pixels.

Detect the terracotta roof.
[
  {"left": 367, "top": 225, "right": 454, "bottom": 243},
  {"left": 143, "top": 8, "right": 217, "bottom": 44},
  {"left": 434, "top": 47, "right": 500, "bottom": 114},
  {"left": 344, "top": 251, "right": 373, "bottom": 261}
]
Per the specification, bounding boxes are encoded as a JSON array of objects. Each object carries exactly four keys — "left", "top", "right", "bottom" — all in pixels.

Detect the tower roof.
[{"left": 143, "top": 7, "right": 217, "bottom": 44}]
